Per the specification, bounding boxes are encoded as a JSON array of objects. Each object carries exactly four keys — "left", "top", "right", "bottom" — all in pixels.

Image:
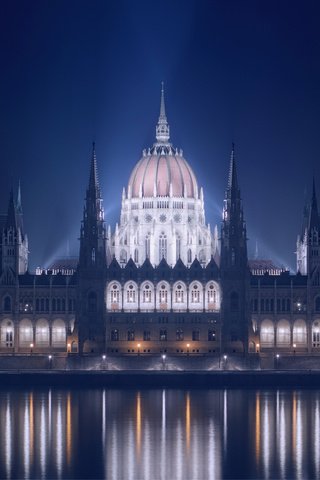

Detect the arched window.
[
  {"left": 3, "top": 296, "right": 11, "bottom": 312},
  {"left": 142, "top": 284, "right": 152, "bottom": 303},
  {"left": 91, "top": 248, "right": 96, "bottom": 264},
  {"left": 134, "top": 249, "right": 139, "bottom": 263},
  {"left": 230, "top": 292, "right": 239, "bottom": 311},
  {"left": 199, "top": 249, "right": 206, "bottom": 264},
  {"left": 276, "top": 319, "right": 290, "bottom": 346},
  {"left": 260, "top": 319, "right": 274, "bottom": 347},
  {"left": 312, "top": 321, "right": 320, "bottom": 347},
  {"left": 187, "top": 249, "right": 192, "bottom": 264},
  {"left": 159, "top": 233, "right": 167, "bottom": 261},
  {"left": 1, "top": 320, "right": 14, "bottom": 347},
  {"left": 126, "top": 284, "right": 136, "bottom": 303},
  {"left": 145, "top": 235, "right": 150, "bottom": 258},
  {"left": 175, "top": 284, "right": 184, "bottom": 303},
  {"left": 36, "top": 319, "right": 49, "bottom": 346},
  {"left": 293, "top": 319, "right": 307, "bottom": 345},
  {"left": 88, "top": 291, "right": 97, "bottom": 312},
  {"left": 110, "top": 284, "right": 120, "bottom": 304},
  {"left": 207, "top": 285, "right": 217, "bottom": 304},
  {"left": 52, "top": 319, "right": 66, "bottom": 347},
  {"left": 176, "top": 235, "right": 181, "bottom": 261},
  {"left": 191, "top": 284, "right": 200, "bottom": 303},
  {"left": 120, "top": 249, "right": 127, "bottom": 264},
  {"left": 159, "top": 284, "right": 168, "bottom": 304},
  {"left": 19, "top": 319, "right": 33, "bottom": 347}
]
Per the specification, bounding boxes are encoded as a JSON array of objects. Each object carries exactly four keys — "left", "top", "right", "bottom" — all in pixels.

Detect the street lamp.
[
  {"left": 293, "top": 343, "right": 296, "bottom": 356},
  {"left": 102, "top": 354, "right": 107, "bottom": 370},
  {"left": 256, "top": 343, "right": 260, "bottom": 353},
  {"left": 67, "top": 343, "right": 71, "bottom": 354},
  {"left": 275, "top": 353, "right": 280, "bottom": 369},
  {"left": 187, "top": 343, "right": 190, "bottom": 356},
  {"left": 162, "top": 354, "right": 166, "bottom": 370},
  {"left": 30, "top": 343, "right": 34, "bottom": 355},
  {"left": 48, "top": 354, "right": 52, "bottom": 369},
  {"left": 137, "top": 343, "right": 141, "bottom": 356}
]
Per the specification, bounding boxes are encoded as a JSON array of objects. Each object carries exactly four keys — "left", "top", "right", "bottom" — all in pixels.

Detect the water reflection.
[{"left": 0, "top": 388, "right": 319, "bottom": 479}]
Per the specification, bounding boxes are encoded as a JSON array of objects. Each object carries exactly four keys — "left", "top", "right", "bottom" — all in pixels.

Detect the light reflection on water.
[{"left": 0, "top": 388, "right": 319, "bottom": 479}]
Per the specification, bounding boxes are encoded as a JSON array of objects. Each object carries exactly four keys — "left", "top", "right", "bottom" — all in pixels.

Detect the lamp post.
[
  {"left": 48, "top": 354, "right": 52, "bottom": 369},
  {"left": 275, "top": 353, "right": 280, "bottom": 369},
  {"left": 186, "top": 343, "right": 190, "bottom": 357},
  {"left": 102, "top": 354, "right": 107, "bottom": 370},
  {"left": 223, "top": 354, "right": 228, "bottom": 370},
  {"left": 30, "top": 343, "right": 34, "bottom": 355},
  {"left": 293, "top": 343, "right": 296, "bottom": 356},
  {"left": 162, "top": 354, "right": 166, "bottom": 370},
  {"left": 67, "top": 343, "right": 71, "bottom": 354},
  {"left": 256, "top": 343, "right": 260, "bottom": 354},
  {"left": 137, "top": 343, "right": 141, "bottom": 356}
]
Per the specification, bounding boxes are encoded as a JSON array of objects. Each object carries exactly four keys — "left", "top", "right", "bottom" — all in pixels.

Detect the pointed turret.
[
  {"left": 297, "top": 177, "right": 320, "bottom": 274},
  {"left": 220, "top": 144, "right": 249, "bottom": 354},
  {"left": 309, "top": 176, "right": 319, "bottom": 230},
  {"left": 156, "top": 82, "right": 170, "bottom": 144},
  {"left": 6, "top": 189, "right": 17, "bottom": 230},
  {"left": 2, "top": 186, "right": 28, "bottom": 275},
  {"left": 79, "top": 143, "right": 106, "bottom": 270}
]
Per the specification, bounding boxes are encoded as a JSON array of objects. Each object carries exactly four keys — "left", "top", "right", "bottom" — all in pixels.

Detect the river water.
[{"left": 0, "top": 387, "right": 318, "bottom": 479}]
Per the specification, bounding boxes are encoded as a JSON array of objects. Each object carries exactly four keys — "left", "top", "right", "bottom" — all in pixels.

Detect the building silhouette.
[{"left": 0, "top": 87, "right": 319, "bottom": 360}]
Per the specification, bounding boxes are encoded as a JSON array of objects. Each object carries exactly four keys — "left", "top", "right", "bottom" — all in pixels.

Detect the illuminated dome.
[
  {"left": 128, "top": 149, "right": 198, "bottom": 198},
  {"left": 111, "top": 84, "right": 217, "bottom": 268}
]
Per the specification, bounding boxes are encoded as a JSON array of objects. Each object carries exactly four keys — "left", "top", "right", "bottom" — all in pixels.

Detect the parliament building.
[{"left": 1, "top": 87, "right": 320, "bottom": 362}]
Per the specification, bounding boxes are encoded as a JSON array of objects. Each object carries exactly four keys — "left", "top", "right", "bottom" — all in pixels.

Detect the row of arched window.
[
  {"left": 252, "top": 296, "right": 320, "bottom": 313},
  {"left": 1, "top": 296, "right": 75, "bottom": 313},
  {"left": 110, "top": 328, "right": 216, "bottom": 342},
  {"left": 107, "top": 281, "right": 221, "bottom": 312},
  {"left": 0, "top": 319, "right": 67, "bottom": 348},
  {"left": 259, "top": 318, "right": 320, "bottom": 347}
]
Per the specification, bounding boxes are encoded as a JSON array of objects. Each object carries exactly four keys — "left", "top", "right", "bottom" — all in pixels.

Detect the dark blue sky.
[{"left": 1, "top": 0, "right": 320, "bottom": 271}]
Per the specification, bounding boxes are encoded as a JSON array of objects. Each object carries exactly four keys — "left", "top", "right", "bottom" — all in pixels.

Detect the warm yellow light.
[
  {"left": 187, "top": 343, "right": 190, "bottom": 348},
  {"left": 137, "top": 343, "right": 141, "bottom": 348},
  {"left": 257, "top": 343, "right": 260, "bottom": 348},
  {"left": 30, "top": 343, "right": 34, "bottom": 348},
  {"left": 293, "top": 343, "right": 296, "bottom": 348},
  {"left": 67, "top": 343, "right": 71, "bottom": 348}
]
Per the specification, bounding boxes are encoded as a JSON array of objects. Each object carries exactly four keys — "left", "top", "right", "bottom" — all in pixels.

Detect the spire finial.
[
  {"left": 156, "top": 82, "right": 170, "bottom": 143},
  {"left": 17, "top": 179, "right": 22, "bottom": 213},
  {"left": 228, "top": 143, "right": 238, "bottom": 190},
  {"left": 88, "top": 142, "right": 100, "bottom": 194}
]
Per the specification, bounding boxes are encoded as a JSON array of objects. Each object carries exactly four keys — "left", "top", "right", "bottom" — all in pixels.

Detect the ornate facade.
[{"left": 0, "top": 87, "right": 319, "bottom": 362}]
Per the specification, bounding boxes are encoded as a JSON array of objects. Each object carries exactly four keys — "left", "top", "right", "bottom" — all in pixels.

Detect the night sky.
[{"left": 1, "top": 0, "right": 320, "bottom": 271}]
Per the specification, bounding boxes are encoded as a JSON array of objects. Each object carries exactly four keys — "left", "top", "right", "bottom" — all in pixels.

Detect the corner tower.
[
  {"left": 220, "top": 145, "right": 249, "bottom": 353},
  {"left": 297, "top": 178, "right": 320, "bottom": 279},
  {"left": 77, "top": 144, "right": 107, "bottom": 354},
  {"left": 1, "top": 185, "right": 28, "bottom": 277}
]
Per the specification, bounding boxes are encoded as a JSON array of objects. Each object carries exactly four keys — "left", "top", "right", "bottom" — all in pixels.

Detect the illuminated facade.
[{"left": 0, "top": 87, "right": 320, "bottom": 361}]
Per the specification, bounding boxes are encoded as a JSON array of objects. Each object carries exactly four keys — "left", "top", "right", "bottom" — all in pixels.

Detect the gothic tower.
[
  {"left": 220, "top": 145, "right": 249, "bottom": 353},
  {"left": 1, "top": 184, "right": 28, "bottom": 278},
  {"left": 77, "top": 144, "right": 107, "bottom": 354},
  {"left": 297, "top": 178, "right": 320, "bottom": 281}
]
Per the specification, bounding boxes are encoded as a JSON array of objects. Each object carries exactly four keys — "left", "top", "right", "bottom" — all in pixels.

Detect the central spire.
[{"left": 156, "top": 82, "right": 170, "bottom": 144}]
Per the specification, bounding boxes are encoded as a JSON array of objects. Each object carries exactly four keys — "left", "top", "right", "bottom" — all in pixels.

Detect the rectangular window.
[
  {"left": 127, "top": 330, "right": 135, "bottom": 341},
  {"left": 208, "top": 330, "right": 216, "bottom": 341},
  {"left": 192, "top": 330, "right": 200, "bottom": 341},
  {"left": 159, "top": 330, "right": 167, "bottom": 341},
  {"left": 176, "top": 329, "right": 184, "bottom": 341},
  {"left": 143, "top": 330, "right": 150, "bottom": 341}
]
